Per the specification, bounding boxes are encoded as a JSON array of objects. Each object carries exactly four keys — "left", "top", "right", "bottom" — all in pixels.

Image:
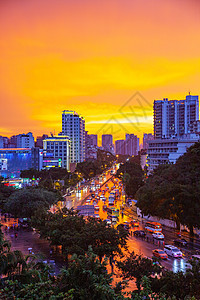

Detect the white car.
[
  {"left": 152, "top": 232, "right": 165, "bottom": 239},
  {"left": 164, "top": 245, "right": 183, "bottom": 258}
]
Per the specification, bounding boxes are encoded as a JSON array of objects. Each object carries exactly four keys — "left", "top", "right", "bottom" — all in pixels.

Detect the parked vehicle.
[
  {"left": 173, "top": 238, "right": 188, "bottom": 247},
  {"left": 94, "top": 205, "right": 99, "bottom": 211},
  {"left": 134, "top": 230, "right": 146, "bottom": 237},
  {"left": 152, "top": 249, "right": 168, "bottom": 260},
  {"left": 152, "top": 232, "right": 165, "bottom": 240},
  {"left": 164, "top": 245, "right": 183, "bottom": 258},
  {"left": 103, "top": 205, "right": 107, "bottom": 211},
  {"left": 191, "top": 255, "right": 200, "bottom": 261}
]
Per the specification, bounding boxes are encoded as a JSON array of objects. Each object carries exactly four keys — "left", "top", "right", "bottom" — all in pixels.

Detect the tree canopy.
[
  {"left": 116, "top": 158, "right": 144, "bottom": 198},
  {"left": 31, "top": 208, "right": 128, "bottom": 263},
  {"left": 4, "top": 187, "right": 60, "bottom": 218},
  {"left": 136, "top": 142, "right": 200, "bottom": 234}
]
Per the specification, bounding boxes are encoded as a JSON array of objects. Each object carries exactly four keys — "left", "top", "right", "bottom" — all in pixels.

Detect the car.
[
  {"left": 85, "top": 199, "right": 91, "bottom": 204},
  {"left": 104, "top": 219, "right": 112, "bottom": 225},
  {"left": 152, "top": 232, "right": 165, "bottom": 239},
  {"left": 130, "top": 220, "right": 139, "bottom": 227},
  {"left": 152, "top": 249, "right": 168, "bottom": 260},
  {"left": 133, "top": 230, "right": 146, "bottom": 237},
  {"left": 103, "top": 205, "right": 107, "bottom": 211},
  {"left": 191, "top": 255, "right": 200, "bottom": 261},
  {"left": 123, "top": 222, "right": 130, "bottom": 230},
  {"left": 173, "top": 238, "right": 188, "bottom": 247},
  {"left": 94, "top": 205, "right": 99, "bottom": 211},
  {"left": 164, "top": 245, "right": 183, "bottom": 258}
]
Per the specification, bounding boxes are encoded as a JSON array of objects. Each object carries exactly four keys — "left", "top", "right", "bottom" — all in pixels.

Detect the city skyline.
[{"left": 1, "top": 0, "right": 200, "bottom": 140}]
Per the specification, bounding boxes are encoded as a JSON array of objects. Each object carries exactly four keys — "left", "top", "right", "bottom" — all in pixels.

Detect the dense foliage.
[
  {"left": 20, "top": 168, "right": 81, "bottom": 190},
  {"left": 136, "top": 142, "right": 200, "bottom": 235},
  {"left": 76, "top": 149, "right": 115, "bottom": 179},
  {"left": 31, "top": 208, "right": 128, "bottom": 264},
  {"left": 116, "top": 158, "right": 144, "bottom": 198},
  {"left": 4, "top": 187, "right": 61, "bottom": 218}
]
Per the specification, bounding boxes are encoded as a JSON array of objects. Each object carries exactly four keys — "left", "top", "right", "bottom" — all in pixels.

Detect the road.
[{"left": 1, "top": 164, "right": 198, "bottom": 274}]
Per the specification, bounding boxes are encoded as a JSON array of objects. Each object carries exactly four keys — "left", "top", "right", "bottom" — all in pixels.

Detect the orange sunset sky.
[{"left": 0, "top": 0, "right": 200, "bottom": 143}]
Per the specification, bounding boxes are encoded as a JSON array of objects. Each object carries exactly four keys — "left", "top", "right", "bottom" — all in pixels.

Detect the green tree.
[
  {"left": 4, "top": 187, "right": 59, "bottom": 218},
  {"left": 116, "top": 160, "right": 144, "bottom": 198},
  {"left": 117, "top": 251, "right": 161, "bottom": 292},
  {"left": 56, "top": 247, "right": 126, "bottom": 300},
  {"left": 32, "top": 208, "right": 128, "bottom": 266},
  {"left": 136, "top": 143, "right": 200, "bottom": 235}
]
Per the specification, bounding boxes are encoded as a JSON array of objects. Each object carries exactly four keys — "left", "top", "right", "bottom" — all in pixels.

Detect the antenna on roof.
[{"left": 189, "top": 90, "right": 191, "bottom": 95}]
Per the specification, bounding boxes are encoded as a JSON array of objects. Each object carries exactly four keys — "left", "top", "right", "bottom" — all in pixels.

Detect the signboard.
[{"left": 0, "top": 159, "right": 7, "bottom": 170}]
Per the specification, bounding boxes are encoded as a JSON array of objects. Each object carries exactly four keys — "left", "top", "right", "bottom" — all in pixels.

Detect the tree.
[
  {"left": 31, "top": 208, "right": 128, "bottom": 266},
  {"left": 56, "top": 247, "right": 126, "bottom": 300},
  {"left": 0, "top": 182, "right": 15, "bottom": 209},
  {"left": 4, "top": 187, "right": 60, "bottom": 218},
  {"left": 116, "top": 160, "right": 144, "bottom": 198},
  {"left": 136, "top": 143, "right": 200, "bottom": 235},
  {"left": 117, "top": 251, "right": 161, "bottom": 292}
]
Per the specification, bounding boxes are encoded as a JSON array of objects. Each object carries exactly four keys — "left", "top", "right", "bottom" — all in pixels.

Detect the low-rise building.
[
  {"left": 0, "top": 148, "right": 43, "bottom": 178},
  {"left": 43, "top": 135, "right": 70, "bottom": 170},
  {"left": 147, "top": 134, "right": 200, "bottom": 173}
]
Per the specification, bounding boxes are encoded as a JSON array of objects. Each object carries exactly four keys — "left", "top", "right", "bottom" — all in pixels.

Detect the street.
[{"left": 1, "top": 165, "right": 199, "bottom": 274}]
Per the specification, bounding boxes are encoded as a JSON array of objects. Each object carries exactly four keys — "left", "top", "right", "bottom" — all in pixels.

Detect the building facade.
[
  {"left": 154, "top": 95, "right": 199, "bottom": 139},
  {"left": 102, "top": 134, "right": 114, "bottom": 153},
  {"left": 125, "top": 134, "right": 139, "bottom": 156},
  {"left": 0, "top": 148, "right": 42, "bottom": 178},
  {"left": 62, "top": 111, "right": 85, "bottom": 163},
  {"left": 189, "top": 120, "right": 200, "bottom": 134},
  {"left": 115, "top": 140, "right": 126, "bottom": 155},
  {"left": 143, "top": 133, "right": 154, "bottom": 150},
  {"left": 16, "top": 132, "right": 35, "bottom": 148},
  {"left": 0, "top": 137, "right": 3, "bottom": 148},
  {"left": 147, "top": 134, "right": 200, "bottom": 173},
  {"left": 43, "top": 135, "right": 70, "bottom": 170}
]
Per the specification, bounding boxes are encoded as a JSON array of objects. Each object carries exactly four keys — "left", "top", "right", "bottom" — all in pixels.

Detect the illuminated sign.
[{"left": 0, "top": 159, "right": 8, "bottom": 170}]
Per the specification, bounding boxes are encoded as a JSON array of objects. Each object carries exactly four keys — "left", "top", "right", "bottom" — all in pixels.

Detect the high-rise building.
[
  {"left": 62, "top": 111, "right": 85, "bottom": 163},
  {"left": 102, "top": 134, "right": 114, "bottom": 153},
  {"left": 125, "top": 134, "right": 139, "bottom": 156},
  {"left": 0, "top": 137, "right": 3, "bottom": 148},
  {"left": 15, "top": 132, "right": 35, "bottom": 148},
  {"left": 43, "top": 135, "right": 70, "bottom": 170},
  {"left": 115, "top": 140, "right": 126, "bottom": 155},
  {"left": 154, "top": 95, "right": 199, "bottom": 139},
  {"left": 189, "top": 120, "right": 200, "bottom": 134},
  {"left": 85, "top": 132, "right": 98, "bottom": 160},
  {"left": 85, "top": 132, "right": 98, "bottom": 147},
  {"left": 143, "top": 133, "right": 154, "bottom": 150}
]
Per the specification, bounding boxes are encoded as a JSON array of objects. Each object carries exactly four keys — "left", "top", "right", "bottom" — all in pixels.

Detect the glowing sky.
[{"left": 0, "top": 0, "right": 200, "bottom": 142}]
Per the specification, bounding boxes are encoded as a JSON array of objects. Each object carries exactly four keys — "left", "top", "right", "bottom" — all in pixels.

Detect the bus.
[{"left": 145, "top": 222, "right": 162, "bottom": 233}]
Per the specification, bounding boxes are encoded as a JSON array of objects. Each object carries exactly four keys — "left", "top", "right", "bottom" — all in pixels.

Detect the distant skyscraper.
[
  {"left": 62, "top": 110, "right": 85, "bottom": 163},
  {"left": 115, "top": 140, "right": 126, "bottom": 155},
  {"left": 125, "top": 134, "right": 139, "bottom": 156},
  {"left": 154, "top": 95, "right": 199, "bottom": 139},
  {"left": 85, "top": 132, "right": 98, "bottom": 147},
  {"left": 0, "top": 137, "right": 3, "bottom": 148},
  {"left": 102, "top": 134, "right": 113, "bottom": 152},
  {"left": 143, "top": 133, "right": 154, "bottom": 150}
]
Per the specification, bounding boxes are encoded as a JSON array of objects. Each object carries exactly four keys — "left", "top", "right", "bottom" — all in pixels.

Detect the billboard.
[{"left": 0, "top": 159, "right": 8, "bottom": 170}]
